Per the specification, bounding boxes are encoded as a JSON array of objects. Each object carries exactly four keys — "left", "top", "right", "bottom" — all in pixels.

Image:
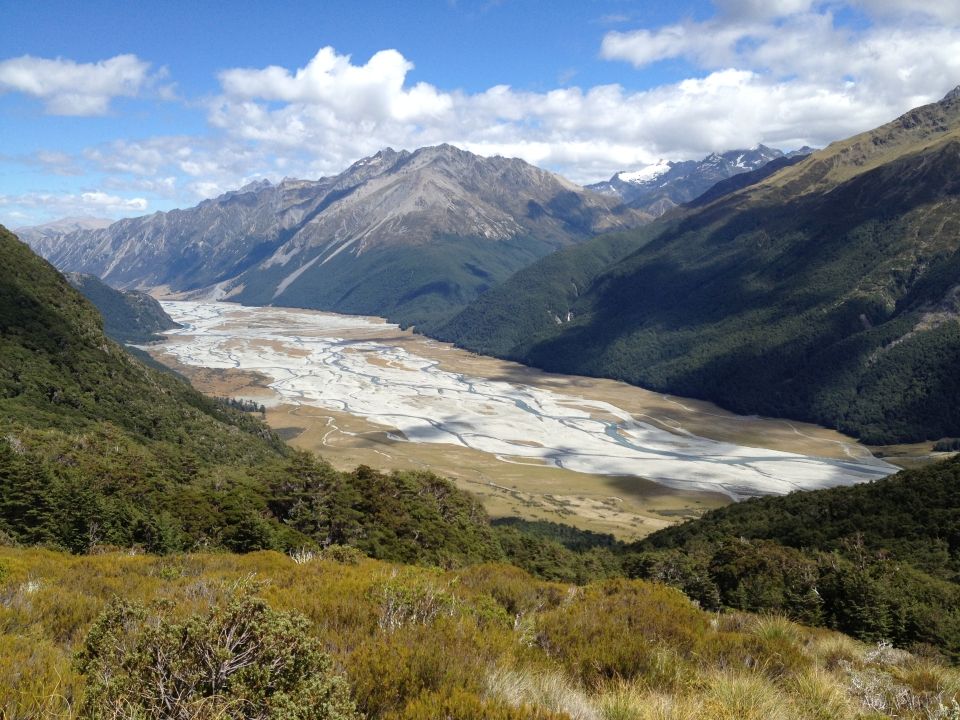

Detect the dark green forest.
[
  {"left": 629, "top": 456, "right": 960, "bottom": 660},
  {"left": 63, "top": 271, "right": 181, "bottom": 343}
]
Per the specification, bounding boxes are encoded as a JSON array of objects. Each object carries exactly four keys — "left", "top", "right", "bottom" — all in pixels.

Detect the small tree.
[{"left": 75, "top": 579, "right": 359, "bottom": 720}]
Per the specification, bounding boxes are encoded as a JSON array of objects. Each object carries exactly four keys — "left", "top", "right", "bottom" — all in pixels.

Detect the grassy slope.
[{"left": 4, "top": 547, "right": 959, "bottom": 720}]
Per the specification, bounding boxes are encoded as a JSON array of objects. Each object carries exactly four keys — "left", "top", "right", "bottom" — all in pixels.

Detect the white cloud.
[
  {"left": 218, "top": 47, "right": 452, "bottom": 123},
  {"left": 0, "top": 54, "right": 154, "bottom": 115},
  {"left": 600, "top": 26, "right": 694, "bottom": 67},
  {"left": 0, "top": 190, "right": 148, "bottom": 227},
  {"left": 195, "top": 30, "right": 959, "bottom": 188},
  {"left": 600, "top": 0, "right": 960, "bottom": 98},
  {"left": 79, "top": 191, "right": 148, "bottom": 211},
  {"left": 16, "top": 0, "right": 960, "bottom": 217}
]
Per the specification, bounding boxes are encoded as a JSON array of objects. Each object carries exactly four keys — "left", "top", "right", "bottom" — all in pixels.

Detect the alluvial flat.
[{"left": 157, "top": 301, "right": 895, "bottom": 501}]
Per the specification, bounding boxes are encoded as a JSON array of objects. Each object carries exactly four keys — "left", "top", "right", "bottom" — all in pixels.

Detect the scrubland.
[{"left": 2, "top": 547, "right": 958, "bottom": 719}]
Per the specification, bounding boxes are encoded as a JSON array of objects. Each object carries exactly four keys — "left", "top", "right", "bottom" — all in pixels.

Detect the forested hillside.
[
  {"left": 434, "top": 225, "right": 664, "bottom": 356},
  {"left": 63, "top": 271, "right": 180, "bottom": 343},
  {"left": 440, "top": 89, "right": 960, "bottom": 444},
  {"left": 0, "top": 226, "right": 520, "bottom": 565},
  {"left": 631, "top": 456, "right": 960, "bottom": 660}
]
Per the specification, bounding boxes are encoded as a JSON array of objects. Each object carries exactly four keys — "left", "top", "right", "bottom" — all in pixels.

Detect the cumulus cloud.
[
  {"left": 16, "top": 0, "right": 960, "bottom": 221},
  {"left": 218, "top": 47, "right": 452, "bottom": 122},
  {"left": 598, "top": 3, "right": 960, "bottom": 148},
  {"left": 194, "top": 20, "right": 960, "bottom": 188},
  {"left": 0, "top": 54, "right": 154, "bottom": 115},
  {"left": 600, "top": 0, "right": 960, "bottom": 103},
  {"left": 79, "top": 191, "right": 148, "bottom": 211}
]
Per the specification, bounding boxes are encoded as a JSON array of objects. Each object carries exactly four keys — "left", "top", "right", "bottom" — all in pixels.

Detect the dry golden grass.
[{"left": 3, "top": 547, "right": 960, "bottom": 719}]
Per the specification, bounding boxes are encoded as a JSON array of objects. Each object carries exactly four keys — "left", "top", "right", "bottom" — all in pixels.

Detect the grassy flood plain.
[{"left": 4, "top": 546, "right": 960, "bottom": 720}]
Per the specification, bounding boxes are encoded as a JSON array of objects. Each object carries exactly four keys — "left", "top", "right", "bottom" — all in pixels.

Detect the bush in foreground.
[{"left": 75, "top": 578, "right": 358, "bottom": 720}]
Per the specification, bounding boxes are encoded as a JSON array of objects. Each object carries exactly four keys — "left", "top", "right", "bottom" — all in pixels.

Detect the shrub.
[
  {"left": 371, "top": 570, "right": 459, "bottom": 632},
  {"left": 321, "top": 544, "right": 366, "bottom": 565},
  {"left": 74, "top": 578, "right": 358, "bottom": 719},
  {"left": 535, "top": 580, "right": 707, "bottom": 685}
]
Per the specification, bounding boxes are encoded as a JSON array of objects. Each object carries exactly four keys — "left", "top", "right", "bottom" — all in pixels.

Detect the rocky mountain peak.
[
  {"left": 236, "top": 179, "right": 272, "bottom": 193},
  {"left": 942, "top": 85, "right": 960, "bottom": 104},
  {"left": 586, "top": 145, "right": 787, "bottom": 216},
  {"left": 29, "top": 144, "right": 646, "bottom": 328}
]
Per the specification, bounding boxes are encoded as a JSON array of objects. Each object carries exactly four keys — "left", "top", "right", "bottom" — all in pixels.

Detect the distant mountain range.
[
  {"left": 586, "top": 145, "right": 814, "bottom": 216},
  {"left": 14, "top": 216, "right": 112, "bottom": 258},
  {"left": 437, "top": 88, "right": 960, "bottom": 445},
  {"left": 26, "top": 145, "right": 646, "bottom": 329}
]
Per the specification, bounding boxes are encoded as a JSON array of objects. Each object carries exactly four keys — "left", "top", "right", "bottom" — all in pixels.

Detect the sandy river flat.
[{"left": 150, "top": 301, "right": 896, "bottom": 539}]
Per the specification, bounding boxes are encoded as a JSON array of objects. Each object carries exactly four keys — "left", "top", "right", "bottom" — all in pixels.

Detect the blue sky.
[{"left": 2, "top": 0, "right": 959, "bottom": 226}]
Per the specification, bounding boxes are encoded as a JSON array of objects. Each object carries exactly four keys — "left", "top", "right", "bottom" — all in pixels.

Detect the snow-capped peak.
[{"left": 617, "top": 160, "right": 671, "bottom": 184}]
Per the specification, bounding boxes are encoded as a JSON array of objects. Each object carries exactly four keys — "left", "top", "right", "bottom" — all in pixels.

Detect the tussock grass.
[
  {"left": 787, "top": 668, "right": 856, "bottom": 720},
  {"left": 486, "top": 667, "right": 598, "bottom": 720},
  {"left": 701, "top": 671, "right": 788, "bottom": 720}
]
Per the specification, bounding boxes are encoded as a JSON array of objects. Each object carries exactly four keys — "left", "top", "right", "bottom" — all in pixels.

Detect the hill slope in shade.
[
  {"left": 64, "top": 272, "right": 180, "bottom": 343},
  {"left": 32, "top": 145, "right": 647, "bottom": 330},
  {"left": 441, "top": 88, "right": 960, "bottom": 445}
]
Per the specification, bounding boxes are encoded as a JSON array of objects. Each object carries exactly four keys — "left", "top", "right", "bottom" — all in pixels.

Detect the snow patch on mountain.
[{"left": 617, "top": 161, "right": 672, "bottom": 185}]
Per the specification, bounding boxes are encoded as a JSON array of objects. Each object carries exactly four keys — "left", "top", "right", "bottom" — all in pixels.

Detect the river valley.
[{"left": 151, "top": 301, "right": 896, "bottom": 538}]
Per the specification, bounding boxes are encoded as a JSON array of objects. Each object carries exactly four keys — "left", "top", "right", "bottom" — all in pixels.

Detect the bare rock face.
[{"left": 32, "top": 145, "right": 646, "bottom": 327}]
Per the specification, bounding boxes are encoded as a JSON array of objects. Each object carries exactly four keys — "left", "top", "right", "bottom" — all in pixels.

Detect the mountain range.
[
  {"left": 26, "top": 145, "right": 646, "bottom": 329},
  {"left": 586, "top": 144, "right": 813, "bottom": 216},
  {"left": 13, "top": 216, "right": 112, "bottom": 258},
  {"left": 438, "top": 87, "right": 960, "bottom": 445}
]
